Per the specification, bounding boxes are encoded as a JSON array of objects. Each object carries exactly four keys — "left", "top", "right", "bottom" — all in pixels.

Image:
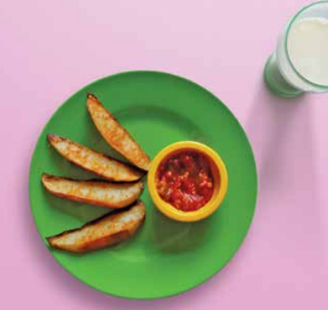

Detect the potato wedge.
[
  {"left": 42, "top": 174, "right": 143, "bottom": 208},
  {"left": 87, "top": 93, "right": 151, "bottom": 171},
  {"left": 47, "top": 134, "right": 143, "bottom": 182},
  {"left": 47, "top": 201, "right": 146, "bottom": 253}
]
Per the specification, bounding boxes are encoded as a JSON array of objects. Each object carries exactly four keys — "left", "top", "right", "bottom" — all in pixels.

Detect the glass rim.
[{"left": 284, "top": 1, "right": 328, "bottom": 89}]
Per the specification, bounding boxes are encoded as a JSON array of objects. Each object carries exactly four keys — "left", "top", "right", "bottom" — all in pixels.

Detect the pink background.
[{"left": 1, "top": 0, "right": 328, "bottom": 309}]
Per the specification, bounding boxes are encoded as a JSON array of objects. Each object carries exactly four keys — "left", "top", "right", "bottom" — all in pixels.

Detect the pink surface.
[{"left": 1, "top": 0, "right": 328, "bottom": 309}]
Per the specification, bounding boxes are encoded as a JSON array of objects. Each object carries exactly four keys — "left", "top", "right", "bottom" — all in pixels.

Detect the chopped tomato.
[{"left": 156, "top": 150, "right": 216, "bottom": 212}]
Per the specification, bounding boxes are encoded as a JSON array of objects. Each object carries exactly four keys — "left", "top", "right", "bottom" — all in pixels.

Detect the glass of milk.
[{"left": 264, "top": 1, "right": 328, "bottom": 97}]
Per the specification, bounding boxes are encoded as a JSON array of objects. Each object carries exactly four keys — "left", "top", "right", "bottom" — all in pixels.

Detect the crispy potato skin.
[
  {"left": 41, "top": 174, "right": 143, "bottom": 208},
  {"left": 87, "top": 93, "right": 151, "bottom": 171},
  {"left": 47, "top": 134, "right": 143, "bottom": 182},
  {"left": 46, "top": 201, "right": 146, "bottom": 253}
]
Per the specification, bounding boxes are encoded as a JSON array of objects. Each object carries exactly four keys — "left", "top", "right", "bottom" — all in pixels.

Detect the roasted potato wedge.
[
  {"left": 47, "top": 201, "right": 146, "bottom": 253},
  {"left": 42, "top": 174, "right": 143, "bottom": 208},
  {"left": 87, "top": 93, "right": 151, "bottom": 171},
  {"left": 47, "top": 134, "right": 143, "bottom": 182}
]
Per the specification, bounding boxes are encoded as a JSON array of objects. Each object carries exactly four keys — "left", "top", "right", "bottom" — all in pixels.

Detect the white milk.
[
  {"left": 276, "top": 17, "right": 328, "bottom": 91},
  {"left": 288, "top": 17, "right": 328, "bottom": 85}
]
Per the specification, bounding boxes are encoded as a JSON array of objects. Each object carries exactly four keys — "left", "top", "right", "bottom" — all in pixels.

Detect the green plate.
[{"left": 29, "top": 71, "right": 257, "bottom": 299}]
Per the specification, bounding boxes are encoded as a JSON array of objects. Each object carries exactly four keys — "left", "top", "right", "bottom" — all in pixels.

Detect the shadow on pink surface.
[{"left": 246, "top": 79, "right": 325, "bottom": 263}]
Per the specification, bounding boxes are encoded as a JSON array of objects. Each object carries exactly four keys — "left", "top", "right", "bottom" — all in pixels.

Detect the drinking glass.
[{"left": 264, "top": 1, "right": 328, "bottom": 97}]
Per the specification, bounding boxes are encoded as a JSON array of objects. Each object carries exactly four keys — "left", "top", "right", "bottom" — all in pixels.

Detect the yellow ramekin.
[{"left": 147, "top": 141, "right": 228, "bottom": 222}]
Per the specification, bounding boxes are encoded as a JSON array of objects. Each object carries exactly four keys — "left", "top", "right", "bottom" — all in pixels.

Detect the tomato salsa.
[{"left": 156, "top": 150, "right": 216, "bottom": 212}]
